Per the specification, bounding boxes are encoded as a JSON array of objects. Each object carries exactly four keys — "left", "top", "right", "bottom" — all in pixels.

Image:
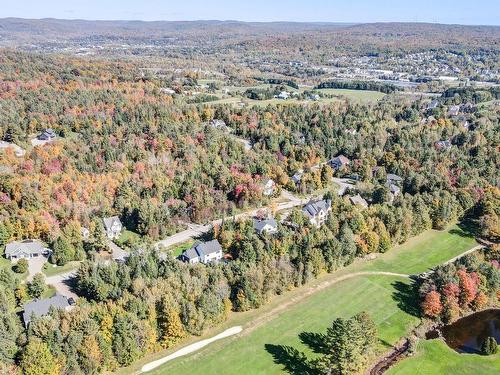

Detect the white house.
[
  {"left": 4, "top": 240, "right": 50, "bottom": 261},
  {"left": 180, "top": 240, "right": 223, "bottom": 264},
  {"left": 302, "top": 199, "right": 332, "bottom": 227},
  {"left": 261, "top": 178, "right": 276, "bottom": 196},
  {"left": 103, "top": 216, "right": 123, "bottom": 240},
  {"left": 277, "top": 91, "right": 290, "bottom": 100},
  {"left": 253, "top": 218, "right": 278, "bottom": 235}
]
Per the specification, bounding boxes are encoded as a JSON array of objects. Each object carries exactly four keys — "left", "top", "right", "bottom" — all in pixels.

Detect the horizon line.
[{"left": 1, "top": 17, "right": 499, "bottom": 27}]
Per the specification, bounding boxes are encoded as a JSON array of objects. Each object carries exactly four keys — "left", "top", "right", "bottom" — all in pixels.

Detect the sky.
[{"left": 0, "top": 0, "right": 499, "bottom": 25}]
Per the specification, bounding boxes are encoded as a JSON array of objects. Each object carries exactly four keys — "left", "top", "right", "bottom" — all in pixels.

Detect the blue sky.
[{"left": 1, "top": 0, "right": 499, "bottom": 25}]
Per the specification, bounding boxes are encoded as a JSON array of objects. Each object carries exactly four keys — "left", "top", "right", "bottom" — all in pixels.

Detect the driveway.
[
  {"left": 45, "top": 272, "right": 78, "bottom": 300},
  {"left": 107, "top": 240, "right": 129, "bottom": 262},
  {"left": 26, "top": 255, "right": 48, "bottom": 282},
  {"left": 332, "top": 177, "right": 356, "bottom": 196}
]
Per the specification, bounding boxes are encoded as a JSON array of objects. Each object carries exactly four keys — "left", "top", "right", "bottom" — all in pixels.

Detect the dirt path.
[{"left": 141, "top": 326, "right": 243, "bottom": 373}]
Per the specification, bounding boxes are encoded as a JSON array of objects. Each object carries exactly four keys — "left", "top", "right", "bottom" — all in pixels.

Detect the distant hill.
[{"left": 0, "top": 18, "right": 498, "bottom": 52}]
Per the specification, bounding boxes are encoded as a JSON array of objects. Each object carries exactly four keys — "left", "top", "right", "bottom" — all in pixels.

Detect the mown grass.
[
  {"left": 42, "top": 261, "right": 81, "bottom": 277},
  {"left": 120, "top": 225, "right": 481, "bottom": 375},
  {"left": 387, "top": 339, "right": 500, "bottom": 375}
]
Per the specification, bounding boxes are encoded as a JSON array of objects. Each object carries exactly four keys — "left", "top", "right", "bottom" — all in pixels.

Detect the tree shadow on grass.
[
  {"left": 298, "top": 332, "right": 328, "bottom": 354},
  {"left": 391, "top": 280, "right": 421, "bottom": 318},
  {"left": 264, "top": 344, "right": 317, "bottom": 375}
]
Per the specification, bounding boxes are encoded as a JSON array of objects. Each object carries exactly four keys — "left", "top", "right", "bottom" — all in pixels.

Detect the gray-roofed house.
[
  {"left": 349, "top": 194, "right": 369, "bottom": 209},
  {"left": 253, "top": 218, "right": 278, "bottom": 235},
  {"left": 4, "top": 240, "right": 50, "bottom": 260},
  {"left": 448, "top": 105, "right": 460, "bottom": 117},
  {"left": 180, "top": 239, "right": 223, "bottom": 264},
  {"left": 386, "top": 183, "right": 401, "bottom": 203},
  {"left": 22, "top": 294, "right": 71, "bottom": 326},
  {"left": 302, "top": 199, "right": 332, "bottom": 227},
  {"left": 386, "top": 173, "right": 403, "bottom": 185},
  {"left": 426, "top": 100, "right": 439, "bottom": 110},
  {"left": 103, "top": 216, "right": 123, "bottom": 240},
  {"left": 209, "top": 119, "right": 230, "bottom": 132},
  {"left": 328, "top": 155, "right": 350, "bottom": 170}
]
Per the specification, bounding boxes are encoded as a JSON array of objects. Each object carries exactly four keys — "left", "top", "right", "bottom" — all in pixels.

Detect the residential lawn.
[
  {"left": 42, "top": 261, "right": 80, "bottom": 277},
  {"left": 387, "top": 339, "right": 500, "bottom": 375},
  {"left": 115, "top": 229, "right": 141, "bottom": 248},
  {"left": 120, "top": 225, "right": 480, "bottom": 375},
  {"left": 316, "top": 88, "right": 386, "bottom": 102},
  {"left": 164, "top": 241, "right": 194, "bottom": 258},
  {"left": 41, "top": 285, "right": 56, "bottom": 299}
]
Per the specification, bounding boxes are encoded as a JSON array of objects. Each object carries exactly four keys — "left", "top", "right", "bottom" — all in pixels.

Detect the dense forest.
[{"left": 0, "top": 50, "right": 499, "bottom": 374}]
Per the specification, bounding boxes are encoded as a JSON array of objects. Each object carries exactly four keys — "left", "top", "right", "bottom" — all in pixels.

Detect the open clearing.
[
  {"left": 388, "top": 339, "right": 500, "bottom": 375},
  {"left": 120, "top": 225, "right": 487, "bottom": 375}
]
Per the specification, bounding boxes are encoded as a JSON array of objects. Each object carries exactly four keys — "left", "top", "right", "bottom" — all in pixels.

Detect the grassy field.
[
  {"left": 42, "top": 261, "right": 80, "bottom": 277},
  {"left": 119, "top": 225, "right": 484, "bottom": 375},
  {"left": 316, "top": 88, "right": 386, "bottom": 102},
  {"left": 388, "top": 339, "right": 500, "bottom": 375}
]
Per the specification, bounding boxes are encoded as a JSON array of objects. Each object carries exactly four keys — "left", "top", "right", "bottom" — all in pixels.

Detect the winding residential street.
[{"left": 155, "top": 190, "right": 307, "bottom": 250}]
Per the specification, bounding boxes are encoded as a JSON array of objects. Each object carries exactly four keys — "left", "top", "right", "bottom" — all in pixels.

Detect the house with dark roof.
[
  {"left": 37, "top": 128, "right": 56, "bottom": 141},
  {"left": 103, "top": 216, "right": 123, "bottom": 239},
  {"left": 253, "top": 218, "right": 278, "bottom": 235},
  {"left": 328, "top": 155, "right": 350, "bottom": 170},
  {"left": 302, "top": 199, "right": 332, "bottom": 227},
  {"left": 180, "top": 239, "right": 223, "bottom": 264},
  {"left": 22, "top": 294, "right": 72, "bottom": 326},
  {"left": 4, "top": 240, "right": 50, "bottom": 260}
]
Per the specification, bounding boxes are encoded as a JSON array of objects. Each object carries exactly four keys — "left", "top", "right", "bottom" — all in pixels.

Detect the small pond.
[{"left": 441, "top": 309, "right": 500, "bottom": 354}]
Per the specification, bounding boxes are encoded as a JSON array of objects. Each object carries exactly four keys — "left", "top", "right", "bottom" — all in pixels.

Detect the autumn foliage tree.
[{"left": 422, "top": 291, "right": 443, "bottom": 318}]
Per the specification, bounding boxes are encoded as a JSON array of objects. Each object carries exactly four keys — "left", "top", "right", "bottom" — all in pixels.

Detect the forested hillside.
[{"left": 0, "top": 50, "right": 499, "bottom": 374}]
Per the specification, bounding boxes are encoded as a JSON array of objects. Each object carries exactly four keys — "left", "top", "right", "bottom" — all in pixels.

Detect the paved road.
[
  {"left": 332, "top": 177, "right": 356, "bottom": 196},
  {"left": 155, "top": 191, "right": 306, "bottom": 250}
]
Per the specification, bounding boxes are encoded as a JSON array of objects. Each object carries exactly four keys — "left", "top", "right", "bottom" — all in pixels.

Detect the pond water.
[{"left": 441, "top": 309, "right": 500, "bottom": 354}]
